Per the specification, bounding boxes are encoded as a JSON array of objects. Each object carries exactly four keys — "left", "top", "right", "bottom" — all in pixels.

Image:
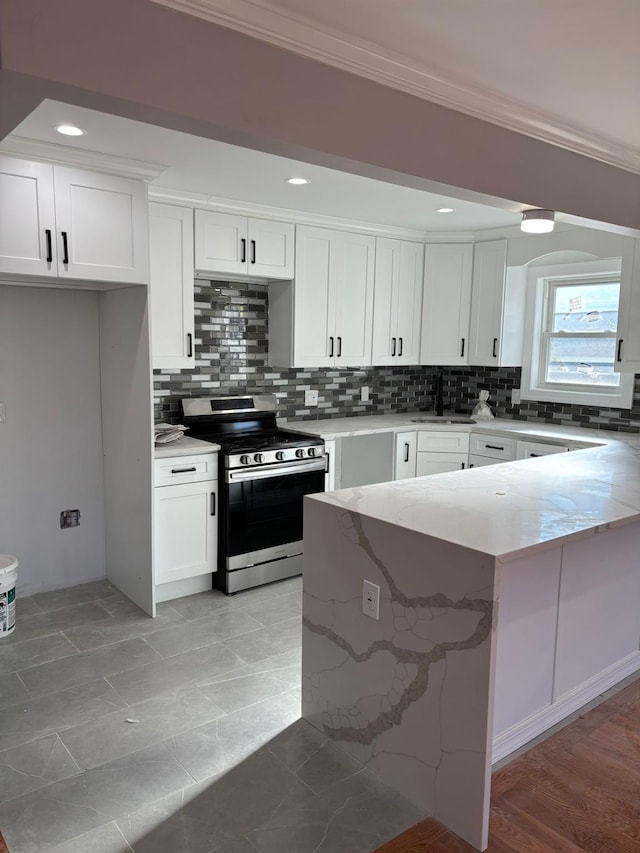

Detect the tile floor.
[{"left": 0, "top": 578, "right": 425, "bottom": 853}]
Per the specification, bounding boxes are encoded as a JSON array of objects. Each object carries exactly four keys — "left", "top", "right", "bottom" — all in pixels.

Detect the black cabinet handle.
[
  {"left": 61, "top": 231, "right": 69, "bottom": 265},
  {"left": 461, "top": 462, "right": 466, "bottom": 470},
  {"left": 45, "top": 229, "right": 53, "bottom": 263},
  {"left": 469, "top": 463, "right": 475, "bottom": 468},
  {"left": 529, "top": 453, "right": 541, "bottom": 458},
  {"left": 240, "top": 238, "right": 246, "bottom": 263},
  {"left": 187, "top": 333, "right": 193, "bottom": 358},
  {"left": 325, "top": 453, "right": 330, "bottom": 474},
  {"left": 492, "top": 337, "right": 498, "bottom": 358},
  {"left": 337, "top": 336, "right": 342, "bottom": 357},
  {"left": 404, "top": 442, "right": 410, "bottom": 463},
  {"left": 460, "top": 338, "right": 465, "bottom": 357},
  {"left": 398, "top": 337, "right": 403, "bottom": 357},
  {"left": 250, "top": 239, "right": 256, "bottom": 264},
  {"left": 485, "top": 444, "right": 504, "bottom": 451},
  {"left": 171, "top": 466, "right": 197, "bottom": 474},
  {"left": 617, "top": 339, "right": 624, "bottom": 362},
  {"left": 210, "top": 492, "right": 216, "bottom": 516},
  {"left": 391, "top": 337, "right": 396, "bottom": 356},
  {"left": 329, "top": 336, "right": 334, "bottom": 358}
]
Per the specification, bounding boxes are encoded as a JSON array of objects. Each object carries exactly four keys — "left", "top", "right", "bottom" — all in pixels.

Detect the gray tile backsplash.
[{"left": 153, "top": 281, "right": 640, "bottom": 433}]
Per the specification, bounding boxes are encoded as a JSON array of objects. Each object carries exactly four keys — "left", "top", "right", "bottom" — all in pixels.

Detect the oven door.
[{"left": 224, "top": 459, "right": 325, "bottom": 569}]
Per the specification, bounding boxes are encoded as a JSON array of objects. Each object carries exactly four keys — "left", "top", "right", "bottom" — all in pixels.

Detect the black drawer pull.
[
  {"left": 461, "top": 462, "right": 466, "bottom": 469},
  {"left": 250, "top": 239, "right": 256, "bottom": 264},
  {"left": 492, "top": 337, "right": 498, "bottom": 358},
  {"left": 240, "top": 238, "right": 246, "bottom": 263},
  {"left": 171, "top": 466, "right": 197, "bottom": 474},
  {"left": 617, "top": 339, "right": 623, "bottom": 362},
  {"left": 404, "top": 442, "right": 410, "bottom": 463},
  {"left": 460, "top": 337, "right": 465, "bottom": 357},
  {"left": 45, "top": 229, "right": 53, "bottom": 263},
  {"left": 187, "top": 333, "right": 193, "bottom": 358},
  {"left": 529, "top": 453, "right": 541, "bottom": 458},
  {"left": 337, "top": 336, "right": 342, "bottom": 357},
  {"left": 329, "top": 336, "right": 334, "bottom": 357},
  {"left": 61, "top": 231, "right": 69, "bottom": 265},
  {"left": 398, "top": 337, "right": 403, "bottom": 357},
  {"left": 485, "top": 444, "right": 504, "bottom": 451},
  {"left": 210, "top": 492, "right": 216, "bottom": 516},
  {"left": 391, "top": 337, "right": 396, "bottom": 356}
]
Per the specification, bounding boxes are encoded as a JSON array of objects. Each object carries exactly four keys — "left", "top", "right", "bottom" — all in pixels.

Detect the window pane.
[
  {"left": 551, "top": 282, "right": 620, "bottom": 332},
  {"left": 545, "top": 336, "right": 621, "bottom": 386}
]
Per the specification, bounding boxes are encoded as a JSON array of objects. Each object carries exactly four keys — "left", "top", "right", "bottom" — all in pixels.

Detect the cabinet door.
[
  {"left": 421, "top": 243, "right": 473, "bottom": 365},
  {"left": 194, "top": 210, "right": 247, "bottom": 276},
  {"left": 394, "top": 431, "right": 417, "bottom": 479},
  {"left": 0, "top": 157, "right": 56, "bottom": 277},
  {"left": 416, "top": 452, "right": 467, "bottom": 476},
  {"left": 516, "top": 440, "right": 569, "bottom": 460},
  {"left": 371, "top": 237, "right": 398, "bottom": 364},
  {"left": 615, "top": 238, "right": 640, "bottom": 371},
  {"left": 149, "top": 203, "right": 194, "bottom": 369},
  {"left": 154, "top": 480, "right": 217, "bottom": 584},
  {"left": 333, "top": 231, "right": 375, "bottom": 366},
  {"left": 468, "top": 239, "right": 507, "bottom": 365},
  {"left": 249, "top": 218, "right": 294, "bottom": 278},
  {"left": 293, "top": 226, "right": 334, "bottom": 367},
  {"left": 395, "top": 241, "right": 424, "bottom": 364},
  {"left": 53, "top": 166, "right": 148, "bottom": 283},
  {"left": 324, "top": 439, "right": 336, "bottom": 491}
]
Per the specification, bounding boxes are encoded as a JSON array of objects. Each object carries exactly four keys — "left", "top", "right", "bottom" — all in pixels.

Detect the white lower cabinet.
[
  {"left": 324, "top": 439, "right": 336, "bottom": 491},
  {"left": 394, "top": 431, "right": 417, "bottom": 479},
  {"left": 516, "top": 439, "right": 569, "bottom": 460},
  {"left": 469, "top": 433, "right": 517, "bottom": 465},
  {"left": 415, "top": 430, "right": 469, "bottom": 476},
  {"left": 154, "top": 454, "right": 218, "bottom": 593}
]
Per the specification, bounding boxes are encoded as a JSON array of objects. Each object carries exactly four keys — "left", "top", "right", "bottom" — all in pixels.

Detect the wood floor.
[{"left": 375, "top": 677, "right": 640, "bottom": 852}]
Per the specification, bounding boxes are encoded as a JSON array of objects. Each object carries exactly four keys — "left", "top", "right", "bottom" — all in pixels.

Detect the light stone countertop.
[
  {"left": 154, "top": 435, "right": 219, "bottom": 458},
  {"left": 299, "top": 413, "right": 640, "bottom": 562}
]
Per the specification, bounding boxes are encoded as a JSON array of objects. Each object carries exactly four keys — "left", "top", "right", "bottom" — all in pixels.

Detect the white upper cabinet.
[
  {"left": 194, "top": 210, "right": 294, "bottom": 279},
  {"left": 0, "top": 156, "right": 148, "bottom": 285},
  {"left": 420, "top": 243, "right": 473, "bottom": 365},
  {"left": 468, "top": 239, "right": 524, "bottom": 366},
  {"left": 268, "top": 225, "right": 375, "bottom": 368},
  {"left": 372, "top": 238, "right": 423, "bottom": 365},
  {"left": 615, "top": 238, "right": 640, "bottom": 372},
  {"left": 149, "top": 203, "right": 195, "bottom": 370}
]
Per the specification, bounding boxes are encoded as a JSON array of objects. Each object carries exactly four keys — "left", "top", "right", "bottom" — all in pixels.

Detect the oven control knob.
[
  {"left": 295, "top": 448, "right": 306, "bottom": 458},
  {"left": 254, "top": 453, "right": 265, "bottom": 464},
  {"left": 307, "top": 447, "right": 317, "bottom": 457},
  {"left": 275, "top": 451, "right": 286, "bottom": 461},
  {"left": 240, "top": 454, "right": 251, "bottom": 465}
]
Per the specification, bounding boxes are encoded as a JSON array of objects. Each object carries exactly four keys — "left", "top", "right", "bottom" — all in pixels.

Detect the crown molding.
[
  {"left": 149, "top": 186, "right": 432, "bottom": 240},
  {"left": 150, "top": 0, "right": 640, "bottom": 175},
  {"left": 0, "top": 137, "right": 167, "bottom": 181}
]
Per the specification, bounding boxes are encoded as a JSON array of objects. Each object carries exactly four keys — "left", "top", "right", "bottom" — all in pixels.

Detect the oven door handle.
[{"left": 226, "top": 459, "right": 326, "bottom": 482}]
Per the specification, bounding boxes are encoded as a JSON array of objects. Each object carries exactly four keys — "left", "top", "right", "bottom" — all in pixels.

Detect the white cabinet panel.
[
  {"left": 468, "top": 454, "right": 501, "bottom": 468},
  {"left": 516, "top": 440, "right": 569, "bottom": 460},
  {"left": 421, "top": 243, "right": 473, "bottom": 365},
  {"left": 416, "top": 452, "right": 467, "bottom": 476},
  {"left": 417, "top": 431, "right": 470, "bottom": 454},
  {"left": 616, "top": 238, "right": 640, "bottom": 371},
  {"left": 149, "top": 203, "right": 195, "bottom": 369},
  {"left": 154, "top": 480, "right": 218, "bottom": 584},
  {"left": 154, "top": 453, "right": 217, "bottom": 487},
  {"left": 394, "top": 431, "right": 417, "bottom": 480},
  {"left": 0, "top": 157, "right": 56, "bottom": 276},
  {"left": 554, "top": 524, "right": 640, "bottom": 699},
  {"left": 324, "top": 439, "right": 336, "bottom": 491},
  {"left": 250, "top": 217, "right": 294, "bottom": 277},
  {"left": 292, "top": 227, "right": 333, "bottom": 367},
  {"left": 469, "top": 433, "right": 517, "bottom": 461},
  {"left": 372, "top": 238, "right": 423, "bottom": 365},
  {"left": 333, "top": 231, "right": 375, "bottom": 365}
]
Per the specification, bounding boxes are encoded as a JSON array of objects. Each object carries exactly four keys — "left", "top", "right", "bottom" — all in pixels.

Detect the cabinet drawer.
[
  {"left": 417, "top": 430, "right": 470, "bottom": 454},
  {"left": 469, "top": 434, "right": 517, "bottom": 461},
  {"left": 516, "top": 440, "right": 569, "bottom": 460},
  {"left": 416, "top": 451, "right": 468, "bottom": 476},
  {"left": 154, "top": 453, "right": 218, "bottom": 486}
]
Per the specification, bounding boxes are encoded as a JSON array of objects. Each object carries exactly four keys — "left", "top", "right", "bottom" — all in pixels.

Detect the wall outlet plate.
[
  {"left": 362, "top": 579, "right": 380, "bottom": 620},
  {"left": 360, "top": 386, "right": 370, "bottom": 402},
  {"left": 511, "top": 388, "right": 521, "bottom": 405},
  {"left": 60, "top": 509, "right": 81, "bottom": 529},
  {"left": 304, "top": 389, "right": 319, "bottom": 406}
]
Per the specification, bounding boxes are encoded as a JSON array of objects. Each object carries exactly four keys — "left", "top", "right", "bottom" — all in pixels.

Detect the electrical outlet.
[
  {"left": 60, "top": 509, "right": 81, "bottom": 529},
  {"left": 360, "top": 386, "right": 370, "bottom": 402},
  {"left": 362, "top": 579, "right": 380, "bottom": 620},
  {"left": 511, "top": 388, "right": 521, "bottom": 405},
  {"left": 304, "top": 390, "right": 319, "bottom": 406}
]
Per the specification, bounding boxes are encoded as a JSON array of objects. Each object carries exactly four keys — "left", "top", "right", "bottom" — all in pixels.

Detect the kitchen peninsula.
[{"left": 299, "top": 422, "right": 640, "bottom": 851}]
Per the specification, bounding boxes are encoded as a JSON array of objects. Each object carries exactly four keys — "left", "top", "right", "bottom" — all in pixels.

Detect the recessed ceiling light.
[
  {"left": 286, "top": 177, "right": 310, "bottom": 185},
  {"left": 436, "top": 207, "right": 455, "bottom": 213},
  {"left": 54, "top": 124, "right": 86, "bottom": 137}
]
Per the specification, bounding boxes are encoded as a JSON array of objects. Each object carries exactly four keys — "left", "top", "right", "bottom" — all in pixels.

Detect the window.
[{"left": 521, "top": 261, "right": 634, "bottom": 408}]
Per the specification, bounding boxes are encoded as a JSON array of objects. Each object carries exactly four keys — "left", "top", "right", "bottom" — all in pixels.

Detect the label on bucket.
[{"left": 0, "top": 587, "right": 15, "bottom": 634}]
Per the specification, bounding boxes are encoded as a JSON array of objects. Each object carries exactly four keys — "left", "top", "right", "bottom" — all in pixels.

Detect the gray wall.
[{"left": 0, "top": 285, "right": 106, "bottom": 594}]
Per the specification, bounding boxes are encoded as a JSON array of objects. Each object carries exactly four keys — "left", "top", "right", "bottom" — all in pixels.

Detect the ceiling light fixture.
[
  {"left": 436, "top": 207, "right": 455, "bottom": 213},
  {"left": 520, "top": 208, "right": 555, "bottom": 234},
  {"left": 54, "top": 124, "right": 86, "bottom": 137},
  {"left": 286, "top": 177, "right": 309, "bottom": 185}
]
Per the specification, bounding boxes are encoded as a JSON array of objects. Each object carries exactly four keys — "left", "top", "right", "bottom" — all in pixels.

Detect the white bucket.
[{"left": 0, "top": 555, "right": 18, "bottom": 638}]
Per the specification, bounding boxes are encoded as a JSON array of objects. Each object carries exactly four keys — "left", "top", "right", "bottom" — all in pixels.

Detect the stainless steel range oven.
[{"left": 181, "top": 395, "right": 325, "bottom": 593}]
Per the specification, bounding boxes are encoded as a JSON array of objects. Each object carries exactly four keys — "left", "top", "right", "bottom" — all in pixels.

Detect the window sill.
[{"left": 520, "top": 379, "right": 634, "bottom": 409}]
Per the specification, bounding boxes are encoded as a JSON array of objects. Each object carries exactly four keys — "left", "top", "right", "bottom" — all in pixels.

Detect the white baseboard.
[
  {"left": 492, "top": 651, "right": 640, "bottom": 764},
  {"left": 155, "top": 574, "right": 212, "bottom": 603}
]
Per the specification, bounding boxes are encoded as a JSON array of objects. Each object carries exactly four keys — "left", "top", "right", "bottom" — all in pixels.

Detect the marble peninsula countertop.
[
  {"left": 293, "top": 414, "right": 640, "bottom": 562},
  {"left": 154, "top": 435, "right": 219, "bottom": 458}
]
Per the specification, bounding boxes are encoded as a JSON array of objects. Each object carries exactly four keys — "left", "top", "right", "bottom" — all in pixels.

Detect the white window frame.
[{"left": 521, "top": 259, "right": 634, "bottom": 408}]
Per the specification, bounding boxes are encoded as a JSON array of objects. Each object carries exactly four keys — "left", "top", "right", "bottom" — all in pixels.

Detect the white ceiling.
[
  {"left": 151, "top": 0, "right": 640, "bottom": 172},
  {"left": 6, "top": 100, "right": 525, "bottom": 233}
]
